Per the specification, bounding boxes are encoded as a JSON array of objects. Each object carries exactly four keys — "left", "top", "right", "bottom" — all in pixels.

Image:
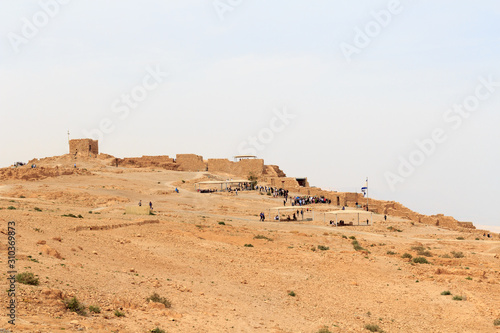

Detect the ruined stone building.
[{"left": 69, "top": 139, "right": 98, "bottom": 157}]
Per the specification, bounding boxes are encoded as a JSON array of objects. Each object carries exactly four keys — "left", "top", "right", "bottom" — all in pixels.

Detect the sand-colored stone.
[
  {"left": 40, "top": 244, "right": 62, "bottom": 259},
  {"left": 69, "top": 138, "right": 98, "bottom": 157},
  {"left": 125, "top": 205, "right": 152, "bottom": 215}
]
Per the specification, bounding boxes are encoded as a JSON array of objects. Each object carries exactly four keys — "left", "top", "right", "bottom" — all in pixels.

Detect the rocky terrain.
[{"left": 1, "top": 155, "right": 499, "bottom": 332}]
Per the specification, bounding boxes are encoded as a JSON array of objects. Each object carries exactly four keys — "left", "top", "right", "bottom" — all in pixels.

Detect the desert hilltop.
[{"left": 1, "top": 138, "right": 499, "bottom": 332}]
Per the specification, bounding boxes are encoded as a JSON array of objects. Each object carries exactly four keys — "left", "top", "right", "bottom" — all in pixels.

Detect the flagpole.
[{"left": 366, "top": 177, "right": 368, "bottom": 212}]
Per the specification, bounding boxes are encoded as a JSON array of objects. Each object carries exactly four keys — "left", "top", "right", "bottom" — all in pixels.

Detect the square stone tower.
[{"left": 69, "top": 139, "right": 98, "bottom": 157}]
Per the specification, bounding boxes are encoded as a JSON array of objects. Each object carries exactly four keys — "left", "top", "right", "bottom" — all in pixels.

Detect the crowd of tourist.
[
  {"left": 256, "top": 186, "right": 289, "bottom": 199},
  {"left": 289, "top": 195, "right": 331, "bottom": 206}
]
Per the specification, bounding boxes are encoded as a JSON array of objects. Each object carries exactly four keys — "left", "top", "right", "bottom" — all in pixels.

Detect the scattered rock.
[
  {"left": 42, "top": 288, "right": 64, "bottom": 299},
  {"left": 148, "top": 302, "right": 165, "bottom": 310},
  {"left": 41, "top": 244, "right": 62, "bottom": 259}
]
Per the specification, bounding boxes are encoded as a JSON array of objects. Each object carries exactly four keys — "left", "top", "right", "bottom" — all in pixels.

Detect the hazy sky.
[{"left": 1, "top": 1, "right": 499, "bottom": 231}]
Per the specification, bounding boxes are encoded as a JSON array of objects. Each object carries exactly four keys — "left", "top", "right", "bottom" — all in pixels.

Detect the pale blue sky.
[{"left": 1, "top": 1, "right": 499, "bottom": 231}]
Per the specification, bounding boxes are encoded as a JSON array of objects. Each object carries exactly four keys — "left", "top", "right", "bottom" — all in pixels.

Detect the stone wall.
[
  {"left": 125, "top": 206, "right": 152, "bottom": 215},
  {"left": 176, "top": 154, "right": 207, "bottom": 172},
  {"left": 263, "top": 165, "right": 287, "bottom": 177},
  {"left": 207, "top": 158, "right": 265, "bottom": 178},
  {"left": 114, "top": 156, "right": 177, "bottom": 169},
  {"left": 268, "top": 177, "right": 300, "bottom": 188},
  {"left": 457, "top": 222, "right": 476, "bottom": 229},
  {"left": 69, "top": 139, "right": 98, "bottom": 157}
]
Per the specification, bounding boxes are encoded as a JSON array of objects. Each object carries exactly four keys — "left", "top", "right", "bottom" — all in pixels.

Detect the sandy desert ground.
[{"left": 1, "top": 156, "right": 499, "bottom": 333}]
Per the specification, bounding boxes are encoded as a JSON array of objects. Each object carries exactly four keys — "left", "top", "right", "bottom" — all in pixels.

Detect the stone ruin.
[
  {"left": 69, "top": 139, "right": 98, "bottom": 157},
  {"left": 64, "top": 138, "right": 478, "bottom": 232}
]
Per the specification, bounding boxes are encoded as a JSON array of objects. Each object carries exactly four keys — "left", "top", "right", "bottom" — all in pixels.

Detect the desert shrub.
[
  {"left": 352, "top": 240, "right": 367, "bottom": 252},
  {"left": 494, "top": 318, "right": 500, "bottom": 326},
  {"left": 88, "top": 305, "right": 101, "bottom": 313},
  {"left": 411, "top": 246, "right": 425, "bottom": 252},
  {"left": 316, "top": 327, "right": 332, "bottom": 333},
  {"left": 7, "top": 206, "right": 16, "bottom": 210},
  {"left": 317, "top": 245, "right": 329, "bottom": 251},
  {"left": 16, "top": 272, "right": 39, "bottom": 286},
  {"left": 413, "top": 257, "right": 429, "bottom": 264},
  {"left": 114, "top": 310, "right": 125, "bottom": 317},
  {"left": 288, "top": 291, "right": 296, "bottom": 297},
  {"left": 151, "top": 328, "right": 166, "bottom": 333},
  {"left": 456, "top": 237, "right": 465, "bottom": 240},
  {"left": 451, "top": 251, "right": 464, "bottom": 258},
  {"left": 20, "top": 195, "right": 26, "bottom": 198},
  {"left": 417, "top": 250, "right": 433, "bottom": 257},
  {"left": 244, "top": 244, "right": 254, "bottom": 247},
  {"left": 465, "top": 276, "right": 472, "bottom": 280},
  {"left": 386, "top": 251, "right": 396, "bottom": 255},
  {"left": 64, "top": 297, "right": 87, "bottom": 316},
  {"left": 254, "top": 234, "right": 273, "bottom": 241},
  {"left": 34, "top": 207, "right": 42, "bottom": 212},
  {"left": 62, "top": 213, "right": 78, "bottom": 218},
  {"left": 401, "top": 253, "right": 412, "bottom": 259},
  {"left": 441, "top": 254, "right": 451, "bottom": 258},
  {"left": 349, "top": 236, "right": 356, "bottom": 240},
  {"left": 218, "top": 221, "right": 225, "bottom": 225},
  {"left": 342, "top": 235, "right": 347, "bottom": 239},
  {"left": 441, "top": 290, "right": 451, "bottom": 295},
  {"left": 364, "top": 324, "right": 383, "bottom": 332},
  {"left": 146, "top": 293, "right": 171, "bottom": 308},
  {"left": 452, "top": 295, "right": 463, "bottom": 301}
]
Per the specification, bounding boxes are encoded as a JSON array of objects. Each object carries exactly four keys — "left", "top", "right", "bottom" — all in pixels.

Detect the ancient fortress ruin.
[
  {"left": 69, "top": 139, "right": 98, "bottom": 157},
  {"left": 63, "top": 138, "right": 480, "bottom": 232}
]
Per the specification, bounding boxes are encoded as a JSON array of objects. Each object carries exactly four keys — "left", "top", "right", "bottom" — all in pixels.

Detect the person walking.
[{"left": 149, "top": 201, "right": 153, "bottom": 210}]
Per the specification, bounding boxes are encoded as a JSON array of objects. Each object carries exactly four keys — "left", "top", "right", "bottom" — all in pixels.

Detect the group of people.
[
  {"left": 257, "top": 186, "right": 289, "bottom": 200},
  {"left": 198, "top": 188, "right": 217, "bottom": 193},
  {"left": 287, "top": 195, "right": 331, "bottom": 207},
  {"left": 138, "top": 200, "right": 153, "bottom": 210},
  {"left": 276, "top": 209, "right": 304, "bottom": 221},
  {"left": 261, "top": 209, "right": 306, "bottom": 222}
]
